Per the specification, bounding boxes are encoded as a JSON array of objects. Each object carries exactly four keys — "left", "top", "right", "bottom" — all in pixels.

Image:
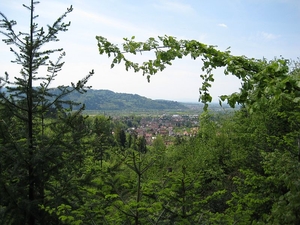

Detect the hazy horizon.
[{"left": 1, "top": 0, "right": 299, "bottom": 102}]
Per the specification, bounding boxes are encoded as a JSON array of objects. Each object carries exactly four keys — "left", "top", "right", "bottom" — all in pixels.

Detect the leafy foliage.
[
  {"left": 1, "top": 1, "right": 300, "bottom": 224},
  {"left": 63, "top": 89, "right": 188, "bottom": 111},
  {"left": 0, "top": 2, "right": 93, "bottom": 224},
  {"left": 96, "top": 35, "right": 298, "bottom": 112},
  {"left": 95, "top": 33, "right": 300, "bottom": 224}
]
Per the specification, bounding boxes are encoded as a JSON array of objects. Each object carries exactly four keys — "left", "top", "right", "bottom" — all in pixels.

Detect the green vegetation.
[
  {"left": 1, "top": 1, "right": 300, "bottom": 225},
  {"left": 0, "top": 2, "right": 93, "bottom": 225},
  {"left": 63, "top": 89, "right": 188, "bottom": 111}
]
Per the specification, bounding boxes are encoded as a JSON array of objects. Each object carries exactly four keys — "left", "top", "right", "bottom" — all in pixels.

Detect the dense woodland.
[
  {"left": 0, "top": 1, "right": 300, "bottom": 225},
  {"left": 61, "top": 89, "right": 188, "bottom": 111}
]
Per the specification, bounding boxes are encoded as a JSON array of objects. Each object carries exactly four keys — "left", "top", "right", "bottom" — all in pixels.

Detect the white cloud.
[
  {"left": 74, "top": 9, "right": 141, "bottom": 33},
  {"left": 1, "top": 0, "right": 297, "bottom": 102},
  {"left": 218, "top": 23, "right": 228, "bottom": 28},
  {"left": 154, "top": 1, "right": 194, "bottom": 14},
  {"left": 71, "top": 8, "right": 163, "bottom": 40},
  {"left": 261, "top": 32, "right": 280, "bottom": 40},
  {"left": 198, "top": 34, "right": 208, "bottom": 42}
]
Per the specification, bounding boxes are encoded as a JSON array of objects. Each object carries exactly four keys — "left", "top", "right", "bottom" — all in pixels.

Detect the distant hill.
[{"left": 66, "top": 89, "right": 188, "bottom": 111}]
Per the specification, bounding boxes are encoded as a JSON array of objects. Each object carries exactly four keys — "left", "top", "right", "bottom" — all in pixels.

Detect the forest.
[
  {"left": 60, "top": 89, "right": 188, "bottom": 111},
  {"left": 0, "top": 1, "right": 300, "bottom": 225}
]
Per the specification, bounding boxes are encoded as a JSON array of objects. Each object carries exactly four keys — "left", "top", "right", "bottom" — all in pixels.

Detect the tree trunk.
[{"left": 27, "top": 1, "right": 35, "bottom": 224}]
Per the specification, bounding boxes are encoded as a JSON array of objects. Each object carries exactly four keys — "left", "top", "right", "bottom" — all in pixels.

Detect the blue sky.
[{"left": 0, "top": 0, "right": 299, "bottom": 102}]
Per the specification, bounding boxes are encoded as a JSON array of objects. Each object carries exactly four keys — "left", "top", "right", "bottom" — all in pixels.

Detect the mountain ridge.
[{"left": 68, "top": 89, "right": 188, "bottom": 111}]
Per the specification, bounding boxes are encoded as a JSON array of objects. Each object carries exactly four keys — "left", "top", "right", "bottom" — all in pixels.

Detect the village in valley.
[{"left": 123, "top": 114, "right": 200, "bottom": 145}]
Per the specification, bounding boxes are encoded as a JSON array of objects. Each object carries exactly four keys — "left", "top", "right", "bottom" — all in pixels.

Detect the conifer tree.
[{"left": 0, "top": 1, "right": 93, "bottom": 224}]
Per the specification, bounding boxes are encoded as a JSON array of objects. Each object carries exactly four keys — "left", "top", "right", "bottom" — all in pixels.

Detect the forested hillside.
[
  {"left": 1, "top": 2, "right": 300, "bottom": 225},
  {"left": 65, "top": 89, "right": 188, "bottom": 111}
]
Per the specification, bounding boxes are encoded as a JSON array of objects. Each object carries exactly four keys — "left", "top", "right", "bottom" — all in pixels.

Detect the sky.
[{"left": 0, "top": 0, "right": 299, "bottom": 102}]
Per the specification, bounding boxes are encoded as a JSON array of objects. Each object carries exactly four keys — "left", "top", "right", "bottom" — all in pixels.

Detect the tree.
[
  {"left": 96, "top": 34, "right": 300, "bottom": 224},
  {"left": 91, "top": 115, "right": 114, "bottom": 167},
  {"left": 136, "top": 135, "right": 147, "bottom": 154},
  {"left": 115, "top": 127, "right": 127, "bottom": 150},
  {"left": 0, "top": 1, "right": 93, "bottom": 224},
  {"left": 151, "top": 135, "right": 166, "bottom": 169},
  {"left": 96, "top": 36, "right": 297, "bottom": 110}
]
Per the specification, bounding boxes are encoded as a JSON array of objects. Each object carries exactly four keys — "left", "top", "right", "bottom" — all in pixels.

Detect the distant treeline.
[{"left": 63, "top": 89, "right": 188, "bottom": 111}]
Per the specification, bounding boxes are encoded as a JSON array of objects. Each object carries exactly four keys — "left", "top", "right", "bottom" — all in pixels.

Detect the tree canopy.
[
  {"left": 1, "top": 1, "right": 300, "bottom": 224},
  {"left": 0, "top": 1, "right": 93, "bottom": 224},
  {"left": 96, "top": 35, "right": 299, "bottom": 111}
]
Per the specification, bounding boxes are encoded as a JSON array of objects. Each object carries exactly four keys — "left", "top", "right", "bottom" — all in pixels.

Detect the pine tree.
[{"left": 0, "top": 1, "right": 93, "bottom": 224}]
